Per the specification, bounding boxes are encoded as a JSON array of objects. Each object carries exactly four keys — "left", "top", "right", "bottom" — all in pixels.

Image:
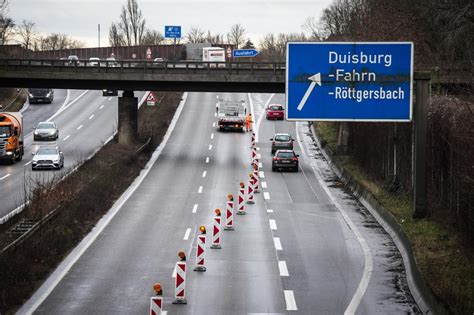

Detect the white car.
[
  {"left": 106, "top": 57, "right": 118, "bottom": 67},
  {"left": 88, "top": 57, "right": 100, "bottom": 66},
  {"left": 31, "top": 146, "right": 64, "bottom": 170},
  {"left": 34, "top": 121, "right": 59, "bottom": 141}
]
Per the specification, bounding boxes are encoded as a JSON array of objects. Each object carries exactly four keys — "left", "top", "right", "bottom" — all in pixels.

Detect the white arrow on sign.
[{"left": 296, "top": 73, "right": 321, "bottom": 111}]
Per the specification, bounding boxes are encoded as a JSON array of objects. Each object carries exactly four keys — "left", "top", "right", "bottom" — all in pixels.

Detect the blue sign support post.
[{"left": 286, "top": 42, "right": 414, "bottom": 121}]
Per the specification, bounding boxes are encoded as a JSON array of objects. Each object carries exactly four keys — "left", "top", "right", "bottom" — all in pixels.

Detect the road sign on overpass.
[
  {"left": 165, "top": 26, "right": 181, "bottom": 38},
  {"left": 286, "top": 42, "right": 414, "bottom": 121},
  {"left": 233, "top": 49, "right": 259, "bottom": 58}
]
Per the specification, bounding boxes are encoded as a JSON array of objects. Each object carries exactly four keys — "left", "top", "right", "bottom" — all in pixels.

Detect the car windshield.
[
  {"left": 270, "top": 105, "right": 283, "bottom": 110},
  {"left": 277, "top": 152, "right": 295, "bottom": 158},
  {"left": 37, "top": 148, "right": 58, "bottom": 155},
  {"left": 29, "top": 89, "right": 49, "bottom": 94},
  {"left": 275, "top": 134, "right": 290, "bottom": 141},
  {"left": 0, "top": 125, "right": 11, "bottom": 138},
  {"left": 37, "top": 123, "right": 54, "bottom": 129}
]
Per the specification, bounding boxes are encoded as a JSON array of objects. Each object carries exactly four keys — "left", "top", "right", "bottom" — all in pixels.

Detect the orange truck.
[{"left": 0, "top": 112, "right": 24, "bottom": 164}]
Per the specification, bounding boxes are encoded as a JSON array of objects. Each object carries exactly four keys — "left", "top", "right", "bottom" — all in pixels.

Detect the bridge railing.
[{"left": 0, "top": 59, "right": 286, "bottom": 76}]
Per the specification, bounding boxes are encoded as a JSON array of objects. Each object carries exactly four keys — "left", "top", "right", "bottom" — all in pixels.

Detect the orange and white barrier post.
[
  {"left": 237, "top": 182, "right": 246, "bottom": 215},
  {"left": 251, "top": 132, "right": 256, "bottom": 148},
  {"left": 194, "top": 226, "right": 207, "bottom": 272},
  {"left": 224, "top": 194, "right": 234, "bottom": 230},
  {"left": 150, "top": 283, "right": 163, "bottom": 314},
  {"left": 172, "top": 252, "right": 187, "bottom": 304},
  {"left": 211, "top": 209, "right": 222, "bottom": 249},
  {"left": 251, "top": 146, "right": 257, "bottom": 164},
  {"left": 247, "top": 173, "right": 255, "bottom": 204}
]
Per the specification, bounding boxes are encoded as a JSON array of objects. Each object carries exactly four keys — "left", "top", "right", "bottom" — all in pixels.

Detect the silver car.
[
  {"left": 31, "top": 146, "right": 64, "bottom": 170},
  {"left": 34, "top": 121, "right": 59, "bottom": 141}
]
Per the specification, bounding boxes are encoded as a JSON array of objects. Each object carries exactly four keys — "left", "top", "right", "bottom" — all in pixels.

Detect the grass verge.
[
  {"left": 315, "top": 121, "right": 473, "bottom": 315},
  {"left": 0, "top": 88, "right": 27, "bottom": 112},
  {"left": 0, "top": 92, "right": 182, "bottom": 314}
]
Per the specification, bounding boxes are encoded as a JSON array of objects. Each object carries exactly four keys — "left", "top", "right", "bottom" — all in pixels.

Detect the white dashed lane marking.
[
  {"left": 198, "top": 186, "right": 203, "bottom": 193},
  {"left": 269, "top": 219, "right": 277, "bottom": 230},
  {"left": 208, "top": 144, "right": 213, "bottom": 150},
  {"left": 212, "top": 122, "right": 216, "bottom": 127},
  {"left": 89, "top": 114, "right": 94, "bottom": 120},
  {"left": 0, "top": 174, "right": 11, "bottom": 180},
  {"left": 264, "top": 192, "right": 270, "bottom": 200},
  {"left": 267, "top": 209, "right": 273, "bottom": 213},
  {"left": 77, "top": 124, "right": 83, "bottom": 130},
  {"left": 183, "top": 228, "right": 191, "bottom": 240},
  {"left": 284, "top": 290, "right": 298, "bottom": 311},
  {"left": 99, "top": 104, "right": 104, "bottom": 109},
  {"left": 202, "top": 171, "right": 207, "bottom": 178},
  {"left": 273, "top": 237, "right": 282, "bottom": 250},
  {"left": 259, "top": 171, "right": 265, "bottom": 178},
  {"left": 205, "top": 157, "right": 210, "bottom": 164},
  {"left": 63, "top": 135, "right": 70, "bottom": 141},
  {"left": 279, "top": 261, "right": 289, "bottom": 276},
  {"left": 262, "top": 181, "right": 267, "bottom": 188},
  {"left": 192, "top": 204, "right": 198, "bottom": 213},
  {"left": 24, "top": 161, "right": 32, "bottom": 166},
  {"left": 210, "top": 133, "right": 214, "bottom": 139}
]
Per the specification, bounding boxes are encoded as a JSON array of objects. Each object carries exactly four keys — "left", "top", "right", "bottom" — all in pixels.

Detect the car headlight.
[
  {"left": 46, "top": 92, "right": 51, "bottom": 98},
  {"left": 49, "top": 130, "right": 56, "bottom": 135},
  {"left": 34, "top": 131, "right": 38, "bottom": 135},
  {"left": 53, "top": 159, "right": 59, "bottom": 163},
  {"left": 6, "top": 151, "right": 13, "bottom": 155},
  {"left": 29, "top": 93, "right": 34, "bottom": 98}
]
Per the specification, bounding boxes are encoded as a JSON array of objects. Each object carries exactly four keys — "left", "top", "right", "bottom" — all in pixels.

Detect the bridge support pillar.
[{"left": 118, "top": 90, "right": 138, "bottom": 145}]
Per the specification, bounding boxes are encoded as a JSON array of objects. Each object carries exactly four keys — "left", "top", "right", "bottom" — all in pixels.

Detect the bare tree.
[
  {"left": 205, "top": 30, "right": 224, "bottom": 44},
  {"left": 186, "top": 26, "right": 205, "bottom": 43},
  {"left": 227, "top": 24, "right": 246, "bottom": 48},
  {"left": 17, "top": 20, "right": 36, "bottom": 50},
  {"left": 109, "top": 22, "right": 125, "bottom": 46},
  {"left": 118, "top": 0, "right": 146, "bottom": 45},
  {"left": 302, "top": 16, "right": 323, "bottom": 40},
  {"left": 40, "top": 33, "right": 84, "bottom": 51},
  {"left": 0, "top": 0, "right": 13, "bottom": 45},
  {"left": 142, "top": 29, "right": 164, "bottom": 45}
]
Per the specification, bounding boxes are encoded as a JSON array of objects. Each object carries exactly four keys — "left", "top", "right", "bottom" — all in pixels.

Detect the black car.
[
  {"left": 103, "top": 89, "right": 118, "bottom": 96},
  {"left": 270, "top": 133, "right": 294, "bottom": 154},
  {"left": 28, "top": 89, "right": 54, "bottom": 104},
  {"left": 272, "top": 150, "right": 299, "bottom": 172}
]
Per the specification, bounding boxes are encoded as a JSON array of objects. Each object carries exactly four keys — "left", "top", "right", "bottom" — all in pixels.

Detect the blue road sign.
[
  {"left": 165, "top": 26, "right": 181, "bottom": 39},
  {"left": 286, "top": 42, "right": 413, "bottom": 121},
  {"left": 232, "top": 49, "right": 259, "bottom": 58}
]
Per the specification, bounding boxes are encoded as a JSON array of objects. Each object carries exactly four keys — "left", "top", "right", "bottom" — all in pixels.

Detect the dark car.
[
  {"left": 266, "top": 103, "right": 284, "bottom": 120},
  {"left": 103, "top": 89, "right": 118, "bottom": 96},
  {"left": 272, "top": 150, "right": 299, "bottom": 172},
  {"left": 270, "top": 133, "right": 294, "bottom": 154},
  {"left": 28, "top": 89, "right": 54, "bottom": 104},
  {"left": 33, "top": 121, "right": 59, "bottom": 141}
]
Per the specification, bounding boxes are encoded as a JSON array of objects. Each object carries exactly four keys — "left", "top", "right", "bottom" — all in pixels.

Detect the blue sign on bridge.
[
  {"left": 233, "top": 49, "right": 259, "bottom": 58},
  {"left": 165, "top": 26, "right": 181, "bottom": 39},
  {"left": 286, "top": 42, "right": 413, "bottom": 121}
]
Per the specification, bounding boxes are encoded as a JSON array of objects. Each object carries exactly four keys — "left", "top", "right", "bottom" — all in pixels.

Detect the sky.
[{"left": 8, "top": 0, "right": 333, "bottom": 48}]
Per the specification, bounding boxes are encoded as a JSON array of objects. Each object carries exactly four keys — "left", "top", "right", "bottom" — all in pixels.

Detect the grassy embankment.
[{"left": 315, "top": 122, "right": 473, "bottom": 315}]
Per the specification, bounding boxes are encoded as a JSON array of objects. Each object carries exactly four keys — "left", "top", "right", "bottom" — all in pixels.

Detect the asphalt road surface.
[
  {"left": 0, "top": 90, "right": 144, "bottom": 221},
  {"left": 19, "top": 92, "right": 419, "bottom": 314}
]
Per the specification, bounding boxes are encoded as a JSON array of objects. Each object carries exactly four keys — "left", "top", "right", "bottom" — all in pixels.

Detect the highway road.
[
  {"left": 19, "top": 92, "right": 419, "bottom": 314},
  {"left": 0, "top": 90, "right": 144, "bottom": 222}
]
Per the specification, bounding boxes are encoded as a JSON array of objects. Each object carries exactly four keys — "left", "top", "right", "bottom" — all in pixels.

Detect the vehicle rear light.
[
  {"left": 292, "top": 157, "right": 298, "bottom": 161},
  {"left": 272, "top": 141, "right": 275, "bottom": 145},
  {"left": 273, "top": 157, "right": 280, "bottom": 161}
]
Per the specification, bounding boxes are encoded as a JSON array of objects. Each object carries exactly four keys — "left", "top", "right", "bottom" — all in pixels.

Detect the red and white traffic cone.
[
  {"left": 247, "top": 174, "right": 255, "bottom": 204},
  {"left": 194, "top": 229, "right": 206, "bottom": 272},
  {"left": 150, "top": 283, "right": 163, "bottom": 315},
  {"left": 173, "top": 252, "right": 187, "bottom": 304},
  {"left": 211, "top": 209, "right": 222, "bottom": 249},
  {"left": 237, "top": 182, "right": 246, "bottom": 215},
  {"left": 224, "top": 194, "right": 234, "bottom": 230},
  {"left": 253, "top": 168, "right": 260, "bottom": 193},
  {"left": 150, "top": 297, "right": 163, "bottom": 315}
]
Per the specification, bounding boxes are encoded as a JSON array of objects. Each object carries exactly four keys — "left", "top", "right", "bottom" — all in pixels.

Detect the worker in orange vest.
[{"left": 245, "top": 113, "right": 253, "bottom": 132}]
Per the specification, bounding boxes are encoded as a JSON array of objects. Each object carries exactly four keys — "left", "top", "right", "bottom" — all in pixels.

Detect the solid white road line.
[
  {"left": 278, "top": 261, "right": 289, "bottom": 276},
  {"left": 248, "top": 93, "right": 275, "bottom": 142},
  {"left": 202, "top": 171, "right": 207, "bottom": 178},
  {"left": 269, "top": 219, "right": 278, "bottom": 230},
  {"left": 205, "top": 157, "right": 210, "bottom": 164},
  {"left": 210, "top": 133, "right": 214, "bottom": 139},
  {"left": 198, "top": 186, "right": 203, "bottom": 193},
  {"left": 273, "top": 237, "right": 282, "bottom": 250},
  {"left": 208, "top": 144, "right": 212, "bottom": 150},
  {"left": 0, "top": 174, "right": 10, "bottom": 180},
  {"left": 77, "top": 124, "right": 83, "bottom": 130},
  {"left": 259, "top": 171, "right": 265, "bottom": 178},
  {"left": 89, "top": 114, "right": 94, "bottom": 120},
  {"left": 284, "top": 290, "right": 298, "bottom": 311},
  {"left": 99, "top": 104, "right": 104, "bottom": 109},
  {"left": 18, "top": 92, "right": 189, "bottom": 315},
  {"left": 24, "top": 161, "right": 32, "bottom": 166},
  {"left": 264, "top": 192, "right": 270, "bottom": 200},
  {"left": 262, "top": 181, "right": 267, "bottom": 188},
  {"left": 267, "top": 209, "right": 274, "bottom": 213},
  {"left": 192, "top": 204, "right": 198, "bottom": 213},
  {"left": 183, "top": 228, "right": 191, "bottom": 240},
  {"left": 296, "top": 122, "right": 373, "bottom": 315},
  {"left": 63, "top": 135, "right": 70, "bottom": 141}
]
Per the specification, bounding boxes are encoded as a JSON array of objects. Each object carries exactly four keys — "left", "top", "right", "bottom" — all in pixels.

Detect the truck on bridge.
[
  {"left": 0, "top": 112, "right": 24, "bottom": 164},
  {"left": 216, "top": 99, "right": 246, "bottom": 132}
]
